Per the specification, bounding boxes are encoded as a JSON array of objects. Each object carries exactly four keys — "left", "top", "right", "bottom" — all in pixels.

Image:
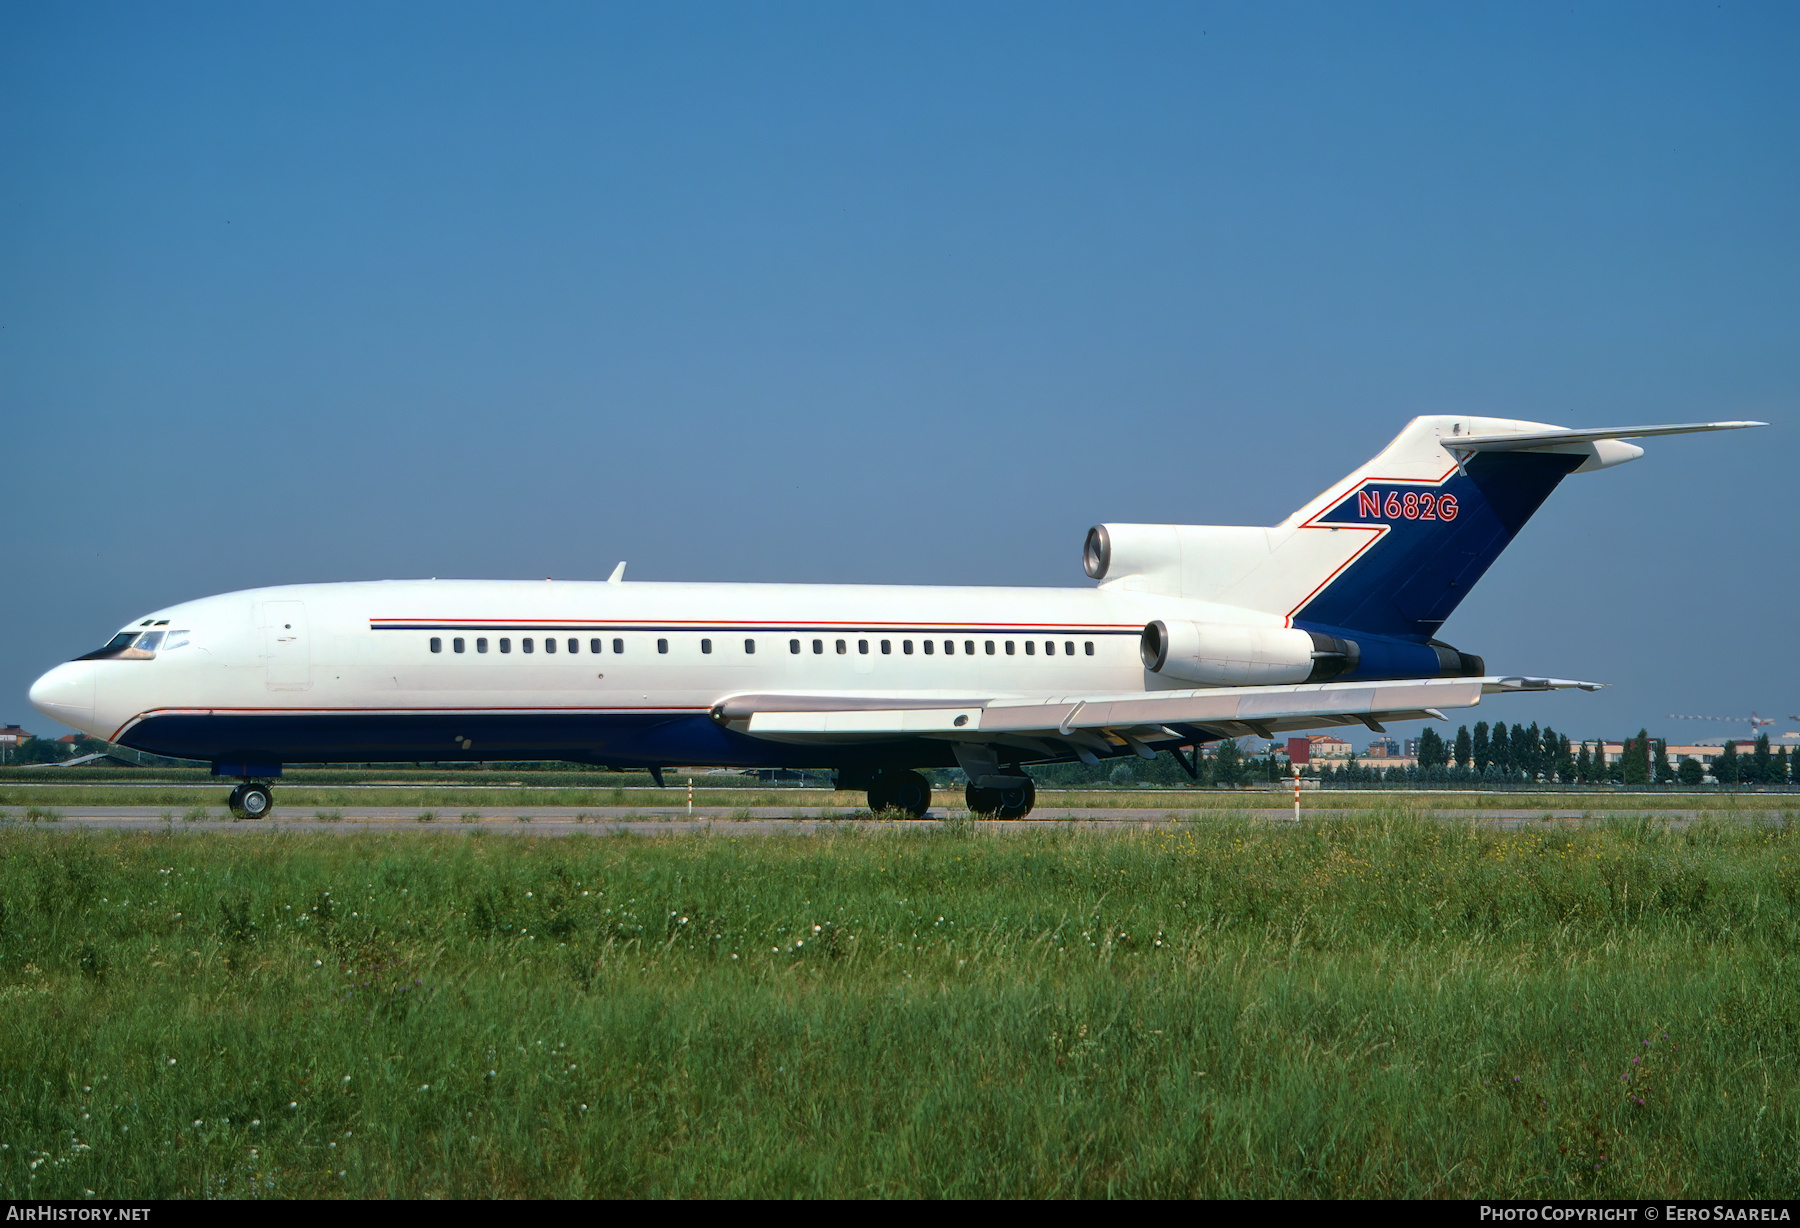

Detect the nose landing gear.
[{"left": 227, "top": 782, "right": 274, "bottom": 820}]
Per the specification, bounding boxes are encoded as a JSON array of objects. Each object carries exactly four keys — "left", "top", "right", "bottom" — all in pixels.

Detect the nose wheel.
[
  {"left": 965, "top": 778, "right": 1035, "bottom": 819},
  {"left": 867, "top": 769, "right": 932, "bottom": 818},
  {"left": 227, "top": 783, "right": 274, "bottom": 820}
]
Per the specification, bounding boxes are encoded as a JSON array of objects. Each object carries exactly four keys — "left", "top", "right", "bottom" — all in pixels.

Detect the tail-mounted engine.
[
  {"left": 1140, "top": 620, "right": 1484, "bottom": 685},
  {"left": 1139, "top": 620, "right": 1357, "bottom": 686}
]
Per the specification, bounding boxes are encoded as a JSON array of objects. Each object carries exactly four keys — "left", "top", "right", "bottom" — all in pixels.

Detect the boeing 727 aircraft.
[{"left": 28, "top": 415, "right": 1764, "bottom": 818}]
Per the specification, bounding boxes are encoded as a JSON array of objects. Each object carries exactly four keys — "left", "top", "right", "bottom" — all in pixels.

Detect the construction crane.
[{"left": 1668, "top": 712, "right": 1776, "bottom": 741}]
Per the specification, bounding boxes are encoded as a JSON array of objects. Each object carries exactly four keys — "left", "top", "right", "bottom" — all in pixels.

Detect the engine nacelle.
[
  {"left": 1140, "top": 620, "right": 1358, "bottom": 686},
  {"left": 1084, "top": 524, "right": 1182, "bottom": 587}
]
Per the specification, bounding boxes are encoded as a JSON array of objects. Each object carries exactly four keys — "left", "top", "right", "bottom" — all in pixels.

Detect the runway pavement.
[{"left": 3, "top": 804, "right": 1788, "bottom": 836}]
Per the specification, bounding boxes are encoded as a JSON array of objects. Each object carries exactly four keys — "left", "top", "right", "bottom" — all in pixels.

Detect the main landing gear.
[
  {"left": 965, "top": 778, "right": 1035, "bottom": 820},
  {"left": 227, "top": 782, "right": 274, "bottom": 820},
  {"left": 855, "top": 767, "right": 1038, "bottom": 820},
  {"left": 867, "top": 769, "right": 932, "bottom": 819}
]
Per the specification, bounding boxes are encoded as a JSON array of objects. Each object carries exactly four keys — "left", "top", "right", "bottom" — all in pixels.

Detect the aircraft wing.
[{"left": 711, "top": 675, "right": 1601, "bottom": 762}]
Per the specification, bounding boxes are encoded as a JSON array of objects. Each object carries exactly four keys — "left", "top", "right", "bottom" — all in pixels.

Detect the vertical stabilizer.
[{"left": 1089, "top": 415, "right": 1762, "bottom": 643}]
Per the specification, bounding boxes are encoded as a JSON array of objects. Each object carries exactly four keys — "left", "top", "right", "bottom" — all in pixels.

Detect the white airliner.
[{"left": 28, "top": 415, "right": 1764, "bottom": 819}]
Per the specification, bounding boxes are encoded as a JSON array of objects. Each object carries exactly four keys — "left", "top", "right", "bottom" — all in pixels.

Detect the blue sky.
[{"left": 4, "top": 1, "right": 1795, "bottom": 746}]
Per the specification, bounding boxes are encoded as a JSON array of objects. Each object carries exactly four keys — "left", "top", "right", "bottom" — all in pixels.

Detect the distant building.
[
  {"left": 1579, "top": 740, "right": 1736, "bottom": 768},
  {"left": 1403, "top": 737, "right": 1421, "bottom": 758},
  {"left": 1365, "top": 736, "right": 1402, "bottom": 758},
  {"left": 0, "top": 724, "right": 31, "bottom": 747},
  {"left": 1308, "top": 735, "right": 1353, "bottom": 759},
  {"left": 1696, "top": 732, "right": 1800, "bottom": 749}
]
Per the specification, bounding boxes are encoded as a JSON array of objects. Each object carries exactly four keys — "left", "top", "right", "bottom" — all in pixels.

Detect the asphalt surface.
[{"left": 5, "top": 805, "right": 1790, "bottom": 836}]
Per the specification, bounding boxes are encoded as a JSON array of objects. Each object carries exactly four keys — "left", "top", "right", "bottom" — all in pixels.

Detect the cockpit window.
[
  {"left": 162, "top": 630, "right": 190, "bottom": 651},
  {"left": 77, "top": 628, "right": 167, "bottom": 661}
]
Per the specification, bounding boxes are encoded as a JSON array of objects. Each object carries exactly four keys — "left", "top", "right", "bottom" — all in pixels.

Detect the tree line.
[
  {"left": 1025, "top": 722, "right": 1796, "bottom": 789},
  {"left": 1310, "top": 722, "right": 1793, "bottom": 787}
]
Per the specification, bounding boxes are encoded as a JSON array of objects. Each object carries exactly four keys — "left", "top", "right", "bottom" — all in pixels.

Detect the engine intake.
[{"left": 1082, "top": 526, "right": 1112, "bottom": 580}]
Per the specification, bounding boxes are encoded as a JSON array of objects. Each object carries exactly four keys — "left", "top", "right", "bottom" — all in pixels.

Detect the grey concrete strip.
[{"left": 3, "top": 805, "right": 1791, "bottom": 836}]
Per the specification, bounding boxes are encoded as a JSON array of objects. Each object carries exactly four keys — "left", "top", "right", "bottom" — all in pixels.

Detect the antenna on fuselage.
[{"left": 607, "top": 561, "right": 626, "bottom": 584}]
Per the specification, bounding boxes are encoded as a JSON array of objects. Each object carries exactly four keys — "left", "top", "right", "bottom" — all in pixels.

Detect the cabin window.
[
  {"left": 453, "top": 637, "right": 465, "bottom": 654},
  {"left": 1044, "top": 641, "right": 1055, "bottom": 656},
  {"left": 523, "top": 638, "right": 534, "bottom": 653},
  {"left": 430, "top": 637, "right": 442, "bottom": 653},
  {"left": 923, "top": 640, "right": 934, "bottom": 655},
  {"left": 835, "top": 639, "right": 846, "bottom": 655},
  {"left": 790, "top": 639, "right": 801, "bottom": 654},
  {"left": 701, "top": 639, "right": 713, "bottom": 654},
  {"left": 984, "top": 640, "right": 994, "bottom": 655},
  {"left": 657, "top": 638, "right": 669, "bottom": 654},
  {"left": 943, "top": 640, "right": 954, "bottom": 655},
  {"left": 500, "top": 638, "right": 511, "bottom": 653},
  {"left": 965, "top": 640, "right": 975, "bottom": 655},
  {"left": 1025, "top": 641, "right": 1034, "bottom": 655},
  {"left": 858, "top": 639, "right": 869, "bottom": 654},
  {"left": 1085, "top": 641, "right": 1094, "bottom": 656},
  {"left": 568, "top": 638, "right": 578, "bottom": 654},
  {"left": 744, "top": 638, "right": 756, "bottom": 654},
  {"left": 612, "top": 638, "right": 624, "bottom": 654},
  {"left": 903, "top": 640, "right": 913, "bottom": 654},
  {"left": 545, "top": 637, "right": 556, "bottom": 654},
  {"left": 477, "top": 637, "right": 489, "bottom": 653},
  {"left": 590, "top": 638, "right": 601, "bottom": 654},
  {"left": 881, "top": 639, "right": 892, "bottom": 654},
  {"left": 812, "top": 639, "right": 824, "bottom": 654},
  {"left": 1006, "top": 641, "right": 1015, "bottom": 655},
  {"left": 1065, "top": 641, "right": 1075, "bottom": 656}
]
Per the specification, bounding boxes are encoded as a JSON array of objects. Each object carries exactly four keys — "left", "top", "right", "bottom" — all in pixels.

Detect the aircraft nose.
[{"left": 29, "top": 661, "right": 97, "bottom": 733}]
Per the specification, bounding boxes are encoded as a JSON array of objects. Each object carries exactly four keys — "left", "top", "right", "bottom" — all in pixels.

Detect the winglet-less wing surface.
[{"left": 713, "top": 676, "right": 1601, "bottom": 755}]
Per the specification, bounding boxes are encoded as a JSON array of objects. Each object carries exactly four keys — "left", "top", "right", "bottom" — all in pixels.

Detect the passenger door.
[{"left": 258, "top": 601, "right": 311, "bottom": 690}]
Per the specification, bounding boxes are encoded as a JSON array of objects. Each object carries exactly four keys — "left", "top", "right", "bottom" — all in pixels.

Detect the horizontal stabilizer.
[{"left": 1448, "top": 421, "right": 1766, "bottom": 451}]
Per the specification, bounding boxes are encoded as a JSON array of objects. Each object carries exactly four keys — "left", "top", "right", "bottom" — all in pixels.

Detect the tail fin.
[{"left": 1089, "top": 415, "right": 1763, "bottom": 642}]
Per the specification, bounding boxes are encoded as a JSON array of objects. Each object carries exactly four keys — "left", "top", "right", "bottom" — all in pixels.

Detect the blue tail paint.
[{"left": 1295, "top": 450, "right": 1584, "bottom": 643}]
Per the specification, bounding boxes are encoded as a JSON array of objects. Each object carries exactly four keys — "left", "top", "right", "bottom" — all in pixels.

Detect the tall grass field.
[{"left": 2, "top": 811, "right": 1797, "bottom": 1197}]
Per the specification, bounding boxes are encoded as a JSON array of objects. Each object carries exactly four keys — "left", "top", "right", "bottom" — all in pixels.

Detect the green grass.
[{"left": 2, "top": 812, "right": 1799, "bottom": 1197}]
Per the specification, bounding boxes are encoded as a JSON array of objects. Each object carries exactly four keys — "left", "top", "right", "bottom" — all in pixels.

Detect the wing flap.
[
  {"left": 980, "top": 678, "right": 1481, "bottom": 732},
  {"left": 747, "top": 707, "right": 982, "bottom": 735}
]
